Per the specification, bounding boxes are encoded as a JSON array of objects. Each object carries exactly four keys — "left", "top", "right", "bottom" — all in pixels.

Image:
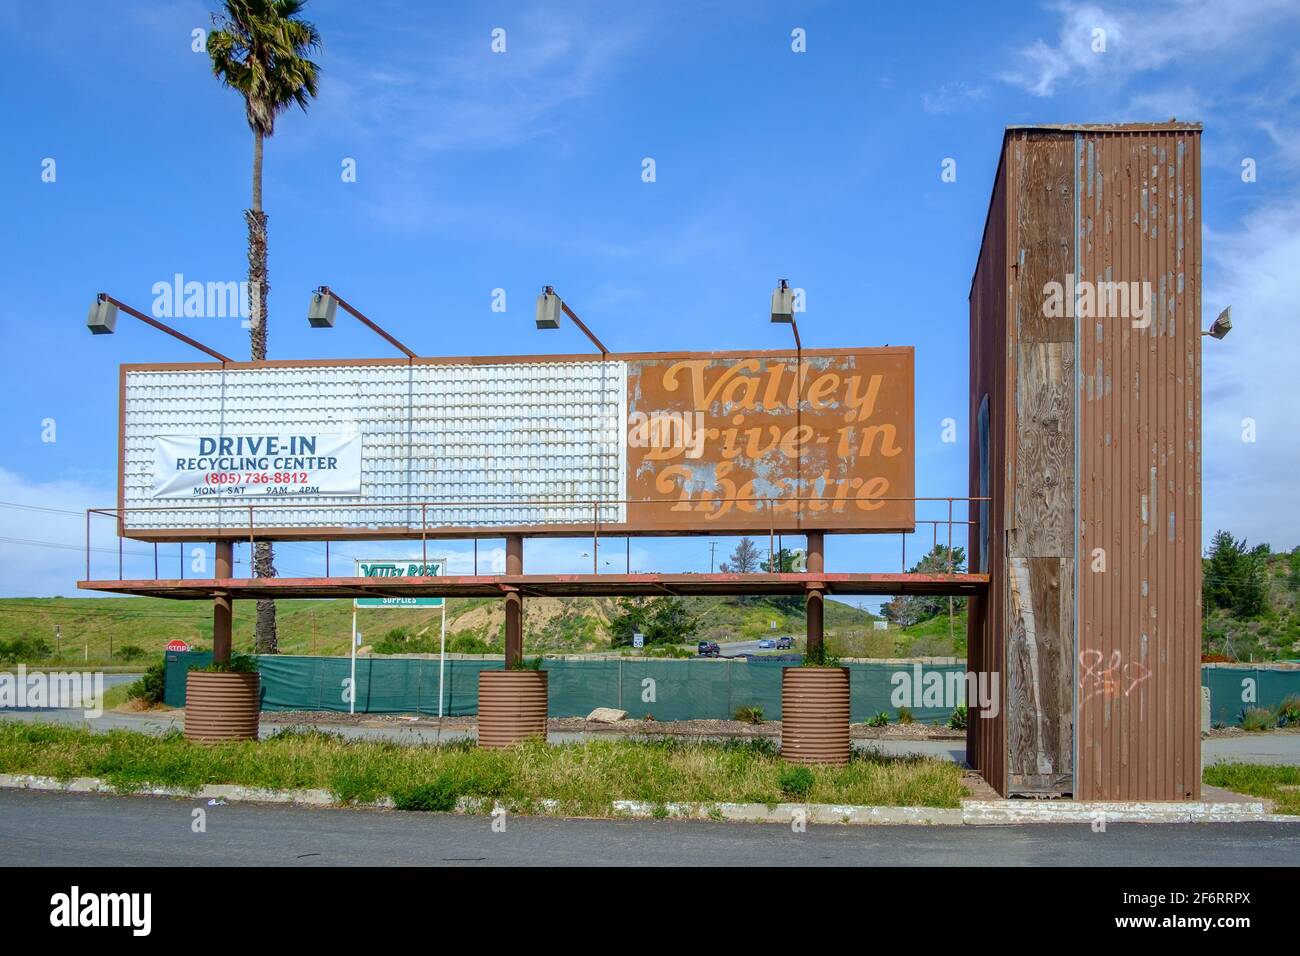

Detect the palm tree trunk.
[{"left": 246, "top": 127, "right": 278, "bottom": 655}]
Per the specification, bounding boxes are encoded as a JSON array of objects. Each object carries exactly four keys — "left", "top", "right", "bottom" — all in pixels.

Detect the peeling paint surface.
[{"left": 625, "top": 349, "right": 915, "bottom": 531}]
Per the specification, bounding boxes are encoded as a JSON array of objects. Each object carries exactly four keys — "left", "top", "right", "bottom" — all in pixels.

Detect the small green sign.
[{"left": 354, "top": 559, "right": 445, "bottom": 608}]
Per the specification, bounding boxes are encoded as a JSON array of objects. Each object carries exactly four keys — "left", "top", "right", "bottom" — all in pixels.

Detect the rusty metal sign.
[{"left": 625, "top": 348, "right": 914, "bottom": 531}]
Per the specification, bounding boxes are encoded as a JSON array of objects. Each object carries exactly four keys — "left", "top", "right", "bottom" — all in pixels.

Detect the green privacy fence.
[
  {"left": 1201, "top": 665, "right": 1300, "bottom": 726},
  {"left": 164, "top": 652, "right": 968, "bottom": 723},
  {"left": 162, "top": 658, "right": 1300, "bottom": 723},
  {"left": 162, "top": 654, "right": 1300, "bottom": 725}
]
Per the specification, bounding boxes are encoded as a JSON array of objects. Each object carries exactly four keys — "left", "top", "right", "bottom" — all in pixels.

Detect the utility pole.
[
  {"left": 55, "top": 625, "right": 61, "bottom": 658},
  {"left": 709, "top": 541, "right": 718, "bottom": 573}
]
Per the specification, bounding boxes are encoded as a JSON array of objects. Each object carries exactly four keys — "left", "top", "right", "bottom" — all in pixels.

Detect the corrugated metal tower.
[{"left": 968, "top": 123, "right": 1203, "bottom": 800}]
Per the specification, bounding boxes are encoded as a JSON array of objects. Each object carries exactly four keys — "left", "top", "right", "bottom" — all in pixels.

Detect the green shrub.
[
  {"left": 734, "top": 705, "right": 765, "bottom": 724},
  {"left": 721, "top": 736, "right": 777, "bottom": 758},
  {"left": 866, "top": 711, "right": 889, "bottom": 728},
  {"left": 116, "top": 645, "right": 146, "bottom": 661},
  {"left": 948, "top": 705, "right": 968, "bottom": 730},
  {"left": 0, "top": 637, "right": 53, "bottom": 663},
  {"left": 508, "top": 656, "right": 543, "bottom": 671},
  {"left": 448, "top": 633, "right": 492, "bottom": 655},
  {"left": 1276, "top": 695, "right": 1300, "bottom": 728},
  {"left": 392, "top": 775, "right": 460, "bottom": 812},
  {"left": 897, "top": 706, "right": 915, "bottom": 725},
  {"left": 800, "top": 643, "right": 841, "bottom": 667},
  {"left": 778, "top": 765, "right": 814, "bottom": 799},
  {"left": 126, "top": 662, "right": 166, "bottom": 706},
  {"left": 191, "top": 653, "right": 258, "bottom": 674},
  {"left": 1241, "top": 707, "right": 1274, "bottom": 731}
]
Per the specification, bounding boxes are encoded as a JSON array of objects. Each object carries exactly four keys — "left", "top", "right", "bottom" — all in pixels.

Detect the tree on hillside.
[
  {"left": 208, "top": 0, "right": 322, "bottom": 654},
  {"left": 1203, "top": 531, "right": 1269, "bottom": 618},
  {"left": 881, "top": 544, "right": 967, "bottom": 627},
  {"left": 761, "top": 547, "right": 799, "bottom": 572},
  {"left": 758, "top": 548, "right": 805, "bottom": 613},
  {"left": 608, "top": 597, "right": 697, "bottom": 647},
  {"left": 719, "top": 537, "right": 761, "bottom": 574}
]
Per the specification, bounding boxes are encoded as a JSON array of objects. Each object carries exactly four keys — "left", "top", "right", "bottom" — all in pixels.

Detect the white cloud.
[
  {"left": 1003, "top": 0, "right": 1300, "bottom": 97},
  {"left": 921, "top": 82, "right": 988, "bottom": 114},
  {"left": 316, "top": 7, "right": 649, "bottom": 155},
  {"left": 1201, "top": 198, "right": 1300, "bottom": 548},
  {"left": 1004, "top": 3, "right": 1122, "bottom": 96},
  {"left": 1257, "top": 119, "right": 1300, "bottom": 169}
]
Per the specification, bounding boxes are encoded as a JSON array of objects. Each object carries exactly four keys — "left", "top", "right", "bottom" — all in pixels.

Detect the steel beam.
[{"left": 213, "top": 540, "right": 233, "bottom": 664}]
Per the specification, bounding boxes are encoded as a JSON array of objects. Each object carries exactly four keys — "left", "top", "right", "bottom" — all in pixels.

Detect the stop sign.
[{"left": 166, "top": 640, "right": 190, "bottom": 653}]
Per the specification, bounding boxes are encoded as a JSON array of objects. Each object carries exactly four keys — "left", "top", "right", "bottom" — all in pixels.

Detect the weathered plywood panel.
[
  {"left": 1013, "top": 342, "right": 1075, "bottom": 557},
  {"left": 1003, "top": 132, "right": 1076, "bottom": 796},
  {"left": 1014, "top": 133, "right": 1076, "bottom": 345},
  {"left": 1007, "top": 556, "right": 1074, "bottom": 787},
  {"left": 1006, "top": 341, "right": 1076, "bottom": 791}
]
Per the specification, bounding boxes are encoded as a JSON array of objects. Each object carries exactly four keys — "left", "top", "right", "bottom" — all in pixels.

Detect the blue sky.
[{"left": 1, "top": 0, "right": 1298, "bottom": 605}]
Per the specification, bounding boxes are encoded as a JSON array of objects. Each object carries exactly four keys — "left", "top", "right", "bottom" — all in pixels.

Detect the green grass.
[
  {"left": 1203, "top": 763, "right": 1300, "bottom": 815},
  {"left": 100, "top": 682, "right": 134, "bottom": 711},
  {"left": 828, "top": 609, "right": 969, "bottom": 659},
  {"left": 0, "top": 723, "right": 967, "bottom": 813}
]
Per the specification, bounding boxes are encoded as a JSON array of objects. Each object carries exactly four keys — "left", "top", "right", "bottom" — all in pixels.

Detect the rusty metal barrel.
[
  {"left": 477, "top": 670, "right": 548, "bottom": 748},
  {"left": 183, "top": 672, "right": 261, "bottom": 743},
  {"left": 780, "top": 667, "right": 851, "bottom": 766}
]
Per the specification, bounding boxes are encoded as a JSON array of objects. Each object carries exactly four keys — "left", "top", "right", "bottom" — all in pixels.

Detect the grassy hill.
[
  {"left": 1203, "top": 548, "right": 1300, "bottom": 662},
  {"left": 829, "top": 608, "right": 968, "bottom": 659},
  {"left": 0, "top": 593, "right": 889, "bottom": 663}
]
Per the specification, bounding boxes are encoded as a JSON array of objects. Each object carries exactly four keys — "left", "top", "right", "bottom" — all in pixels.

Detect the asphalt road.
[
  {"left": 1, "top": 789, "right": 1295, "bottom": 866},
  {"left": 0, "top": 673, "right": 139, "bottom": 713},
  {"left": 715, "top": 639, "right": 792, "bottom": 657}
]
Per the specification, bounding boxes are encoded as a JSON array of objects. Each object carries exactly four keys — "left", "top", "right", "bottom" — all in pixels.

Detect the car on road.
[
  {"left": 776, "top": 636, "right": 794, "bottom": 649},
  {"left": 697, "top": 641, "right": 721, "bottom": 657},
  {"left": 758, "top": 638, "right": 776, "bottom": 649}
]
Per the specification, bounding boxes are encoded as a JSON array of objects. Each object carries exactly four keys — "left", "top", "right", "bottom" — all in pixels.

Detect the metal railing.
[{"left": 83, "top": 495, "right": 988, "bottom": 582}]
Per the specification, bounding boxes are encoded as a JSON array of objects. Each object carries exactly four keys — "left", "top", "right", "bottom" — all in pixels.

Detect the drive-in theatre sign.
[{"left": 117, "top": 347, "right": 913, "bottom": 539}]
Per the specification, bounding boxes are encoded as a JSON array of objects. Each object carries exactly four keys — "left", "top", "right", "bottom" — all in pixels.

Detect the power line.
[
  {"left": 0, "top": 500, "right": 84, "bottom": 516},
  {"left": 0, "top": 535, "right": 153, "bottom": 557}
]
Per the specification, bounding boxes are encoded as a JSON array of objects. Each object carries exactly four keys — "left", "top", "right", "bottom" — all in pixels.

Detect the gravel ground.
[
  {"left": 259, "top": 711, "right": 966, "bottom": 740},
  {"left": 1202, "top": 725, "right": 1300, "bottom": 739}
]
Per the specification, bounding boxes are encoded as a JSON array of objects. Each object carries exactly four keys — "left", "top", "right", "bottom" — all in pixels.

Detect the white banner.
[{"left": 152, "top": 433, "right": 362, "bottom": 499}]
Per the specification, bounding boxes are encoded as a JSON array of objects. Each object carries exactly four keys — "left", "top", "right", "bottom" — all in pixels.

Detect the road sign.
[
  {"left": 166, "top": 639, "right": 190, "bottom": 652},
  {"left": 354, "top": 559, "right": 445, "bottom": 608},
  {"left": 633, "top": 632, "right": 644, "bottom": 649}
]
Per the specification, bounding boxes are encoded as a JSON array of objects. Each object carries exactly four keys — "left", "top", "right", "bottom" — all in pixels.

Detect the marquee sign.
[{"left": 116, "top": 348, "right": 913, "bottom": 540}]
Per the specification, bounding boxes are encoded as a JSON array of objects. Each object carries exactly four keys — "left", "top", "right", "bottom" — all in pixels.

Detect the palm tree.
[{"left": 209, "top": 0, "right": 321, "bottom": 654}]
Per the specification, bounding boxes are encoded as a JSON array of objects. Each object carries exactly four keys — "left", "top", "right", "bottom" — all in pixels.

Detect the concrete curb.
[
  {"left": 0, "top": 773, "right": 339, "bottom": 807},
  {"left": 458, "top": 796, "right": 962, "bottom": 825},
  {"left": 2, "top": 774, "right": 1295, "bottom": 825},
  {"left": 961, "top": 799, "right": 1274, "bottom": 824}
]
